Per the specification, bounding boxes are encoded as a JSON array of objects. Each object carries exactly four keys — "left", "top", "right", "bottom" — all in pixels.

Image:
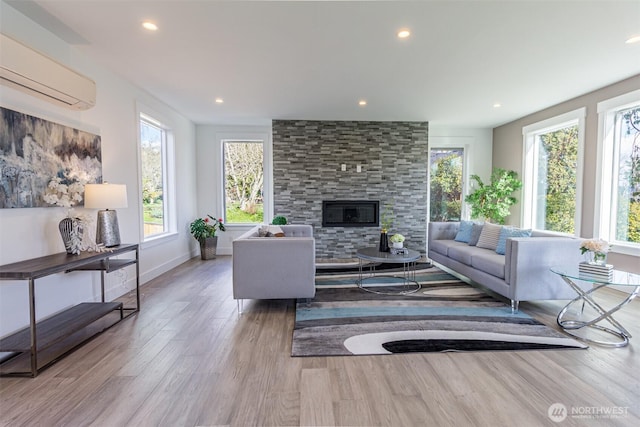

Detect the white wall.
[
  {"left": 195, "top": 124, "right": 273, "bottom": 255},
  {"left": 0, "top": 4, "right": 198, "bottom": 338}
]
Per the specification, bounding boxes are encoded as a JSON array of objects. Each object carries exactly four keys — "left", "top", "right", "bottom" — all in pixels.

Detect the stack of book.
[{"left": 578, "top": 262, "right": 614, "bottom": 282}]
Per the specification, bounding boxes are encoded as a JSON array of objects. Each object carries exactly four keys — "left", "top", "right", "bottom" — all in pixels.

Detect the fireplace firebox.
[{"left": 322, "top": 200, "right": 379, "bottom": 227}]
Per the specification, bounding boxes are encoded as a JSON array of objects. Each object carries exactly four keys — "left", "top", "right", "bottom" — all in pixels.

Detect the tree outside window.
[
  {"left": 613, "top": 105, "right": 640, "bottom": 243},
  {"left": 429, "top": 148, "right": 463, "bottom": 222},
  {"left": 140, "top": 118, "right": 166, "bottom": 238},
  {"left": 224, "top": 141, "right": 264, "bottom": 224},
  {"left": 523, "top": 108, "right": 585, "bottom": 235},
  {"left": 535, "top": 125, "right": 578, "bottom": 234}
]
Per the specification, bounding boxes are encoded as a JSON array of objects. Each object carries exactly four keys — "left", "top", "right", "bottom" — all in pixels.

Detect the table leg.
[
  {"left": 28, "top": 278, "right": 37, "bottom": 377},
  {"left": 557, "top": 277, "right": 639, "bottom": 347}
]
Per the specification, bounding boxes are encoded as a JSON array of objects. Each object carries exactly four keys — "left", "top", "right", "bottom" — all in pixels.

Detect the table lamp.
[{"left": 84, "top": 183, "right": 128, "bottom": 247}]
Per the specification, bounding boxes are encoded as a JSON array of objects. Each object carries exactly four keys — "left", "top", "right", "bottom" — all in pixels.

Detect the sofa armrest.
[{"left": 505, "top": 236, "right": 583, "bottom": 300}]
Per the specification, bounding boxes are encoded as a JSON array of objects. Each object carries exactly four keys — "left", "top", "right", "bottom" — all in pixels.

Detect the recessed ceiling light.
[
  {"left": 358, "top": 100, "right": 367, "bottom": 106},
  {"left": 625, "top": 35, "right": 640, "bottom": 44},
  {"left": 493, "top": 102, "right": 502, "bottom": 108},
  {"left": 215, "top": 98, "right": 224, "bottom": 104},
  {"left": 142, "top": 21, "right": 158, "bottom": 31},
  {"left": 397, "top": 29, "right": 411, "bottom": 39}
]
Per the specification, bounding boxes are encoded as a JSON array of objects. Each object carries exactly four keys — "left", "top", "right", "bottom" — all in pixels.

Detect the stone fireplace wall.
[{"left": 272, "top": 120, "right": 428, "bottom": 259}]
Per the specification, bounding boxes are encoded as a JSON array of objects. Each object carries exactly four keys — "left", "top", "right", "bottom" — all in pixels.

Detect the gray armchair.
[{"left": 232, "top": 224, "right": 316, "bottom": 312}]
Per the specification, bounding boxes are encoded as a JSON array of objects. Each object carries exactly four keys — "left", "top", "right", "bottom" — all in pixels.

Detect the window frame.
[
  {"left": 214, "top": 130, "right": 273, "bottom": 229},
  {"left": 427, "top": 137, "right": 472, "bottom": 221},
  {"left": 428, "top": 146, "right": 466, "bottom": 222},
  {"left": 137, "top": 106, "right": 177, "bottom": 243},
  {"left": 521, "top": 107, "right": 586, "bottom": 236},
  {"left": 595, "top": 89, "right": 640, "bottom": 256}
]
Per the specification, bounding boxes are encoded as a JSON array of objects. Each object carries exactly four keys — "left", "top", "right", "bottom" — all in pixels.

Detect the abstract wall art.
[{"left": 0, "top": 106, "right": 102, "bottom": 208}]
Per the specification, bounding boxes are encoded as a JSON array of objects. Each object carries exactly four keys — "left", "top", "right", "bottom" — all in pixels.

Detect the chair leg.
[
  {"left": 511, "top": 300, "right": 519, "bottom": 313},
  {"left": 237, "top": 299, "right": 244, "bottom": 315}
]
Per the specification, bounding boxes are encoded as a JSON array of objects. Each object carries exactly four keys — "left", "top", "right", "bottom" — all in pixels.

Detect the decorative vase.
[
  {"left": 588, "top": 251, "right": 607, "bottom": 265},
  {"left": 58, "top": 217, "right": 83, "bottom": 255},
  {"left": 199, "top": 236, "right": 218, "bottom": 260},
  {"left": 378, "top": 230, "right": 389, "bottom": 252},
  {"left": 392, "top": 241, "right": 403, "bottom": 249}
]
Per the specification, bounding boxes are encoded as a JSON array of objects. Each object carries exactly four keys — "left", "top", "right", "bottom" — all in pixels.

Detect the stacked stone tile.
[{"left": 272, "top": 120, "right": 428, "bottom": 259}]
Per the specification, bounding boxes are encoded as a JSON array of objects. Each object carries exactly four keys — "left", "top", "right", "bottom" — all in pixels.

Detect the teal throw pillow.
[
  {"left": 495, "top": 227, "right": 532, "bottom": 255},
  {"left": 454, "top": 220, "right": 474, "bottom": 243}
]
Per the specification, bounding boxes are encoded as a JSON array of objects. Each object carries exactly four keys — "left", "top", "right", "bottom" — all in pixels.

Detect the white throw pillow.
[
  {"left": 476, "top": 223, "right": 502, "bottom": 250},
  {"left": 260, "top": 225, "right": 285, "bottom": 237}
]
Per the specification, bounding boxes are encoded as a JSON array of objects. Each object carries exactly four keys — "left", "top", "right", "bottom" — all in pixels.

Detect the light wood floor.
[{"left": 1, "top": 256, "right": 639, "bottom": 426}]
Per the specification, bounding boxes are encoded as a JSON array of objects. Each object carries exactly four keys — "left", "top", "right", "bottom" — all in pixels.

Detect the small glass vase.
[{"left": 586, "top": 251, "right": 607, "bottom": 265}]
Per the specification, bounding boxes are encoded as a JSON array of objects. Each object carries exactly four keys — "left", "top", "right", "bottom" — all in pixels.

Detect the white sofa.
[
  {"left": 428, "top": 221, "right": 589, "bottom": 312},
  {"left": 232, "top": 224, "right": 316, "bottom": 312}
]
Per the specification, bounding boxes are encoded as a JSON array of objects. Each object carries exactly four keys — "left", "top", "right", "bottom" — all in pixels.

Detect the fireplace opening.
[{"left": 322, "top": 200, "right": 379, "bottom": 227}]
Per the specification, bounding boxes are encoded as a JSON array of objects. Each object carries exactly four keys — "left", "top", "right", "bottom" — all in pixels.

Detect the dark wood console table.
[{"left": 0, "top": 244, "right": 139, "bottom": 377}]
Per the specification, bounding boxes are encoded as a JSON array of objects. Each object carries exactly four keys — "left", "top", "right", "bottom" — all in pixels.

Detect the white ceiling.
[{"left": 7, "top": 0, "right": 640, "bottom": 128}]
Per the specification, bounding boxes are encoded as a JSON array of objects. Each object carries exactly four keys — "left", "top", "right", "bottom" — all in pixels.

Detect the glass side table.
[{"left": 551, "top": 266, "right": 640, "bottom": 347}]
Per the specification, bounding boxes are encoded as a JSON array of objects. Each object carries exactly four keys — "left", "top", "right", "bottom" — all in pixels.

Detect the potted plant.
[
  {"left": 464, "top": 168, "right": 522, "bottom": 224},
  {"left": 390, "top": 233, "right": 405, "bottom": 249},
  {"left": 190, "top": 215, "right": 225, "bottom": 260},
  {"left": 272, "top": 215, "right": 287, "bottom": 225}
]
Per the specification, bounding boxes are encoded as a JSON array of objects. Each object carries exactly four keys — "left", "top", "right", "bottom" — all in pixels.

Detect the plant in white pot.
[{"left": 390, "top": 233, "right": 405, "bottom": 249}]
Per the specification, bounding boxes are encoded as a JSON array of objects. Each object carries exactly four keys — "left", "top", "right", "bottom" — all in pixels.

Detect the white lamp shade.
[{"left": 84, "top": 183, "right": 128, "bottom": 209}]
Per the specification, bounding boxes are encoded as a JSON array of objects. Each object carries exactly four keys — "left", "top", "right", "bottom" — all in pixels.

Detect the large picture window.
[
  {"left": 139, "top": 113, "right": 174, "bottom": 239},
  {"left": 429, "top": 148, "right": 464, "bottom": 222},
  {"left": 223, "top": 140, "right": 264, "bottom": 224},
  {"left": 522, "top": 108, "right": 585, "bottom": 235},
  {"left": 596, "top": 90, "right": 640, "bottom": 253}
]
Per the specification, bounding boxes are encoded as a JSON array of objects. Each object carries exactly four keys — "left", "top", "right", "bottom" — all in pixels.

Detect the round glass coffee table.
[
  {"left": 551, "top": 266, "right": 640, "bottom": 347},
  {"left": 356, "top": 247, "right": 422, "bottom": 295}
]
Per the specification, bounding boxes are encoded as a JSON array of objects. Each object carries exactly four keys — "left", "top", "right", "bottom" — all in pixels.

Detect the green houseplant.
[
  {"left": 272, "top": 215, "right": 288, "bottom": 225},
  {"left": 390, "top": 233, "right": 405, "bottom": 249},
  {"left": 465, "top": 168, "right": 522, "bottom": 224},
  {"left": 190, "top": 215, "right": 225, "bottom": 260}
]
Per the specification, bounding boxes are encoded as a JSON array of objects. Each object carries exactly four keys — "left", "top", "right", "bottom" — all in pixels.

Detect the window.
[
  {"left": 429, "top": 148, "right": 464, "bottom": 222},
  {"left": 139, "top": 113, "right": 174, "bottom": 239},
  {"left": 596, "top": 90, "right": 640, "bottom": 254},
  {"left": 522, "top": 108, "right": 585, "bottom": 234},
  {"left": 223, "top": 140, "right": 264, "bottom": 224}
]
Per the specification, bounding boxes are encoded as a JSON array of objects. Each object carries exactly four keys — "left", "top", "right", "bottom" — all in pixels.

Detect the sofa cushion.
[
  {"left": 471, "top": 250, "right": 506, "bottom": 279},
  {"left": 454, "top": 220, "right": 474, "bottom": 243},
  {"left": 476, "top": 223, "right": 502, "bottom": 250},
  {"left": 448, "top": 245, "right": 481, "bottom": 265},
  {"left": 430, "top": 239, "right": 467, "bottom": 256},
  {"left": 496, "top": 227, "right": 532, "bottom": 255},
  {"left": 468, "top": 222, "right": 484, "bottom": 246}
]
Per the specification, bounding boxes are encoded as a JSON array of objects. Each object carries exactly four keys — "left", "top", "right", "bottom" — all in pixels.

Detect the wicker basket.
[{"left": 199, "top": 236, "right": 218, "bottom": 260}]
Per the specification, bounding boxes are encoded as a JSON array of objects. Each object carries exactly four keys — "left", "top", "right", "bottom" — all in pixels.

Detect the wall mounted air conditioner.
[{"left": 0, "top": 33, "right": 96, "bottom": 110}]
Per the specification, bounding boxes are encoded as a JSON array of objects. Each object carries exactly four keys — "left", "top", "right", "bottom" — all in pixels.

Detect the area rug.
[{"left": 292, "top": 267, "right": 587, "bottom": 356}]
